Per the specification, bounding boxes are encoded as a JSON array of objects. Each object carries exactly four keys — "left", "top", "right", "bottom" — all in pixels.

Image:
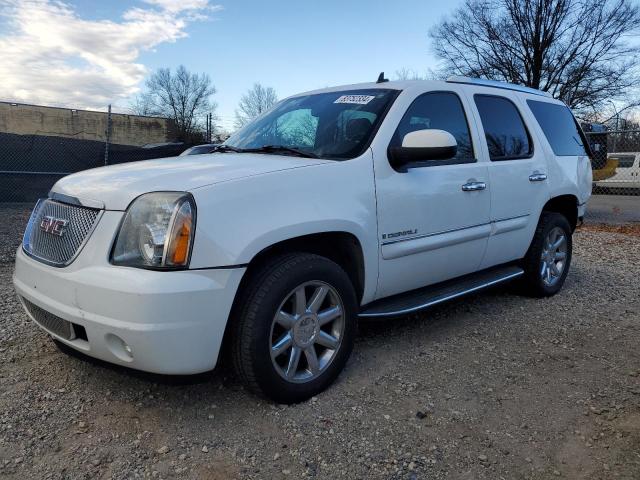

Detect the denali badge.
[
  {"left": 40, "top": 216, "right": 69, "bottom": 237},
  {"left": 382, "top": 229, "right": 418, "bottom": 240}
]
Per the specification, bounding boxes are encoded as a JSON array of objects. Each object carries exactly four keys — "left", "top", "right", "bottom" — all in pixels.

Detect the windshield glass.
[{"left": 225, "top": 89, "right": 398, "bottom": 160}]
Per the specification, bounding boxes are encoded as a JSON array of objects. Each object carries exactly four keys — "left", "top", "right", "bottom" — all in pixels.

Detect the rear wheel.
[
  {"left": 231, "top": 253, "right": 357, "bottom": 403},
  {"left": 521, "top": 212, "right": 572, "bottom": 297}
]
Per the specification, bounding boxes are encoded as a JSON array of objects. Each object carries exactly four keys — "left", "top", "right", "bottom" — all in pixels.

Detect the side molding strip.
[{"left": 381, "top": 215, "right": 530, "bottom": 260}]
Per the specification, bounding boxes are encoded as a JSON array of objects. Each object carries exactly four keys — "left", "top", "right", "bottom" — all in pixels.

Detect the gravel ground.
[{"left": 1, "top": 203, "right": 639, "bottom": 480}]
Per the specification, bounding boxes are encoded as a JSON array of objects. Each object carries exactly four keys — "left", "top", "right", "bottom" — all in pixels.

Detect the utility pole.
[
  {"left": 206, "top": 113, "right": 213, "bottom": 143},
  {"left": 607, "top": 100, "right": 619, "bottom": 152},
  {"left": 104, "top": 104, "right": 112, "bottom": 166}
]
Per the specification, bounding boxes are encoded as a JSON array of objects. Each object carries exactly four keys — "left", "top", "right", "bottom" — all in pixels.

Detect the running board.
[{"left": 359, "top": 265, "right": 524, "bottom": 318}]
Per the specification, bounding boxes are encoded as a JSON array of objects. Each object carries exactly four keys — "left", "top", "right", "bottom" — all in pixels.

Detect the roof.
[
  {"left": 290, "top": 76, "right": 553, "bottom": 99},
  {"left": 446, "top": 76, "right": 553, "bottom": 98}
]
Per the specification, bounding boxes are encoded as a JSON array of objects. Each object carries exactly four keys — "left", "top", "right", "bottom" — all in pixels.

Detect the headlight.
[{"left": 111, "top": 192, "right": 196, "bottom": 269}]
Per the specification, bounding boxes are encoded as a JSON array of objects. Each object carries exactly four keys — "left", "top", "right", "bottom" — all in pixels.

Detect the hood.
[{"left": 51, "top": 153, "right": 329, "bottom": 210}]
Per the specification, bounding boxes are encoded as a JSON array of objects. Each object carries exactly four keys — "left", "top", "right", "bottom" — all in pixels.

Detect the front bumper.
[{"left": 13, "top": 216, "right": 246, "bottom": 374}]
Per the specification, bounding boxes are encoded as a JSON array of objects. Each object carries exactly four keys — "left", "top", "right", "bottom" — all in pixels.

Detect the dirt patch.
[{"left": 579, "top": 222, "right": 640, "bottom": 236}]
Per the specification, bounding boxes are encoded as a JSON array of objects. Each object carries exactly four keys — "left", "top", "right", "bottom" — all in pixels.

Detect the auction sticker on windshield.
[{"left": 334, "top": 95, "right": 376, "bottom": 105}]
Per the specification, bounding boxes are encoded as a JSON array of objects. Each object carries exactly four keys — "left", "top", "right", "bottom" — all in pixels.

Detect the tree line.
[{"left": 132, "top": 67, "right": 278, "bottom": 143}]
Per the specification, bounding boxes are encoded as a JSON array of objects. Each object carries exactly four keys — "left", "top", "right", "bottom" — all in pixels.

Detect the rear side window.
[
  {"left": 527, "top": 100, "right": 587, "bottom": 156},
  {"left": 390, "top": 91, "right": 474, "bottom": 162},
  {"left": 474, "top": 95, "right": 532, "bottom": 161}
]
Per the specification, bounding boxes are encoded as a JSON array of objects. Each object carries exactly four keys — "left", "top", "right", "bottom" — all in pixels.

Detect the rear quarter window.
[{"left": 527, "top": 100, "right": 587, "bottom": 156}]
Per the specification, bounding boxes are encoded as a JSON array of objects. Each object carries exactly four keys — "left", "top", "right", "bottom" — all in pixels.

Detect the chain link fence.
[
  {"left": 0, "top": 131, "right": 191, "bottom": 203},
  {"left": 1, "top": 128, "right": 639, "bottom": 222},
  {"left": 585, "top": 130, "right": 640, "bottom": 196}
]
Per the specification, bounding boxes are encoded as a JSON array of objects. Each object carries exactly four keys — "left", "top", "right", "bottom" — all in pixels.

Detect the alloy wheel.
[
  {"left": 540, "top": 226, "right": 568, "bottom": 286},
  {"left": 269, "top": 281, "right": 345, "bottom": 383}
]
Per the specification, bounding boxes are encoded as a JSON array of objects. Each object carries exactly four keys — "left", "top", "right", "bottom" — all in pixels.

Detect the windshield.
[{"left": 225, "top": 89, "right": 398, "bottom": 160}]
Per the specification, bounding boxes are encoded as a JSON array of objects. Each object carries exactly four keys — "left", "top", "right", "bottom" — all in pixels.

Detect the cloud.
[{"left": 0, "top": 0, "right": 221, "bottom": 110}]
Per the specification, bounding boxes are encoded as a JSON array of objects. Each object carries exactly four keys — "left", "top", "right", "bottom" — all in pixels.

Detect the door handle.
[
  {"left": 461, "top": 181, "right": 486, "bottom": 192},
  {"left": 529, "top": 173, "right": 547, "bottom": 182}
]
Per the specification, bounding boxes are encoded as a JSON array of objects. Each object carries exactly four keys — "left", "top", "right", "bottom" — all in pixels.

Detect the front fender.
[
  {"left": 188, "top": 153, "right": 380, "bottom": 303},
  {"left": 237, "top": 219, "right": 369, "bottom": 265}
]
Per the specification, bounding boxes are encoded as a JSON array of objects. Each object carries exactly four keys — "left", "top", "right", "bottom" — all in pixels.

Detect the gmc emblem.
[{"left": 40, "top": 216, "right": 69, "bottom": 237}]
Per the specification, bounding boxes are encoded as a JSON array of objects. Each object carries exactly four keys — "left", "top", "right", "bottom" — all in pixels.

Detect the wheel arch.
[
  {"left": 218, "top": 231, "right": 368, "bottom": 365},
  {"left": 541, "top": 194, "right": 579, "bottom": 231},
  {"left": 240, "top": 231, "right": 366, "bottom": 303}
]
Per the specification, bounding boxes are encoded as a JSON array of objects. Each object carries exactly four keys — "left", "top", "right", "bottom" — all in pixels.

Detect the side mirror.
[{"left": 388, "top": 129, "right": 457, "bottom": 170}]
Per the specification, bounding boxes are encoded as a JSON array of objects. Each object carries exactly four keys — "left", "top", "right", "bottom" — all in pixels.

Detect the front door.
[{"left": 373, "top": 90, "right": 491, "bottom": 299}]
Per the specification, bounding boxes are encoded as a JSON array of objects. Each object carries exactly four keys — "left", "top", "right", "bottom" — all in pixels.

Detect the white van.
[{"left": 596, "top": 152, "right": 640, "bottom": 190}]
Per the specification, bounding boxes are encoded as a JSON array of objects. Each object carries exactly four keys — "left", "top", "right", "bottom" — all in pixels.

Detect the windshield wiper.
[
  {"left": 245, "top": 145, "right": 319, "bottom": 159},
  {"left": 210, "top": 144, "right": 245, "bottom": 153}
]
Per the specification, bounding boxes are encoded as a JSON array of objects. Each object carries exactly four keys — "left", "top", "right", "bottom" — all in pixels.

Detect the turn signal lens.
[{"left": 165, "top": 200, "right": 193, "bottom": 267}]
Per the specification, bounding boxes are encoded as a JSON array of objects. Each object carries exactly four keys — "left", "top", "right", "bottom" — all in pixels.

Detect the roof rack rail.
[{"left": 446, "top": 76, "right": 553, "bottom": 98}]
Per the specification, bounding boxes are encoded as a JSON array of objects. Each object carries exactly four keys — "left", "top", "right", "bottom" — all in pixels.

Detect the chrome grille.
[
  {"left": 22, "top": 198, "right": 102, "bottom": 267},
  {"left": 22, "top": 298, "right": 75, "bottom": 340}
]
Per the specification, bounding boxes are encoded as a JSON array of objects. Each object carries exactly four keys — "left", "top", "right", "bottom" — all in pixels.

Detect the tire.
[
  {"left": 230, "top": 253, "right": 358, "bottom": 403},
  {"left": 521, "top": 212, "right": 573, "bottom": 297}
]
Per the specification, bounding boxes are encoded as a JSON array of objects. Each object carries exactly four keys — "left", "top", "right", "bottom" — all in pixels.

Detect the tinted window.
[
  {"left": 389, "top": 92, "right": 474, "bottom": 162},
  {"left": 474, "top": 95, "right": 532, "bottom": 160},
  {"left": 527, "top": 100, "right": 587, "bottom": 156}
]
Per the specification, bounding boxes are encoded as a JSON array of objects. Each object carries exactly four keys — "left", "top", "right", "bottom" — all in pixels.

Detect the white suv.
[{"left": 14, "top": 76, "right": 592, "bottom": 403}]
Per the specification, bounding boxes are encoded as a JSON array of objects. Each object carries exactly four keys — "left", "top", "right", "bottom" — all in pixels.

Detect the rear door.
[{"left": 465, "top": 91, "right": 550, "bottom": 268}]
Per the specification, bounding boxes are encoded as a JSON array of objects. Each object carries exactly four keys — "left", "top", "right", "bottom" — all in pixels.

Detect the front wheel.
[
  {"left": 521, "top": 212, "right": 573, "bottom": 297},
  {"left": 230, "top": 253, "right": 357, "bottom": 403}
]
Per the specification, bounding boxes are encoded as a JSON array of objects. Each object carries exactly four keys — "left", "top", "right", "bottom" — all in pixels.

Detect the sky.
[{"left": 0, "top": 0, "right": 465, "bottom": 131}]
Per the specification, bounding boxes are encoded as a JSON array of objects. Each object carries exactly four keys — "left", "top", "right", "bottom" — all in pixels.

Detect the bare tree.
[
  {"left": 429, "top": 0, "right": 640, "bottom": 114},
  {"left": 132, "top": 65, "right": 217, "bottom": 141},
  {"left": 234, "top": 83, "right": 278, "bottom": 129},
  {"left": 394, "top": 68, "right": 425, "bottom": 81}
]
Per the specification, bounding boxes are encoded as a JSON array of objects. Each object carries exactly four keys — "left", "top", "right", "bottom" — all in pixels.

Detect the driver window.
[{"left": 389, "top": 92, "right": 475, "bottom": 162}]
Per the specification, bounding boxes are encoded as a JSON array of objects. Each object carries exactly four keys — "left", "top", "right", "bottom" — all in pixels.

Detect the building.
[{"left": 0, "top": 101, "right": 175, "bottom": 147}]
